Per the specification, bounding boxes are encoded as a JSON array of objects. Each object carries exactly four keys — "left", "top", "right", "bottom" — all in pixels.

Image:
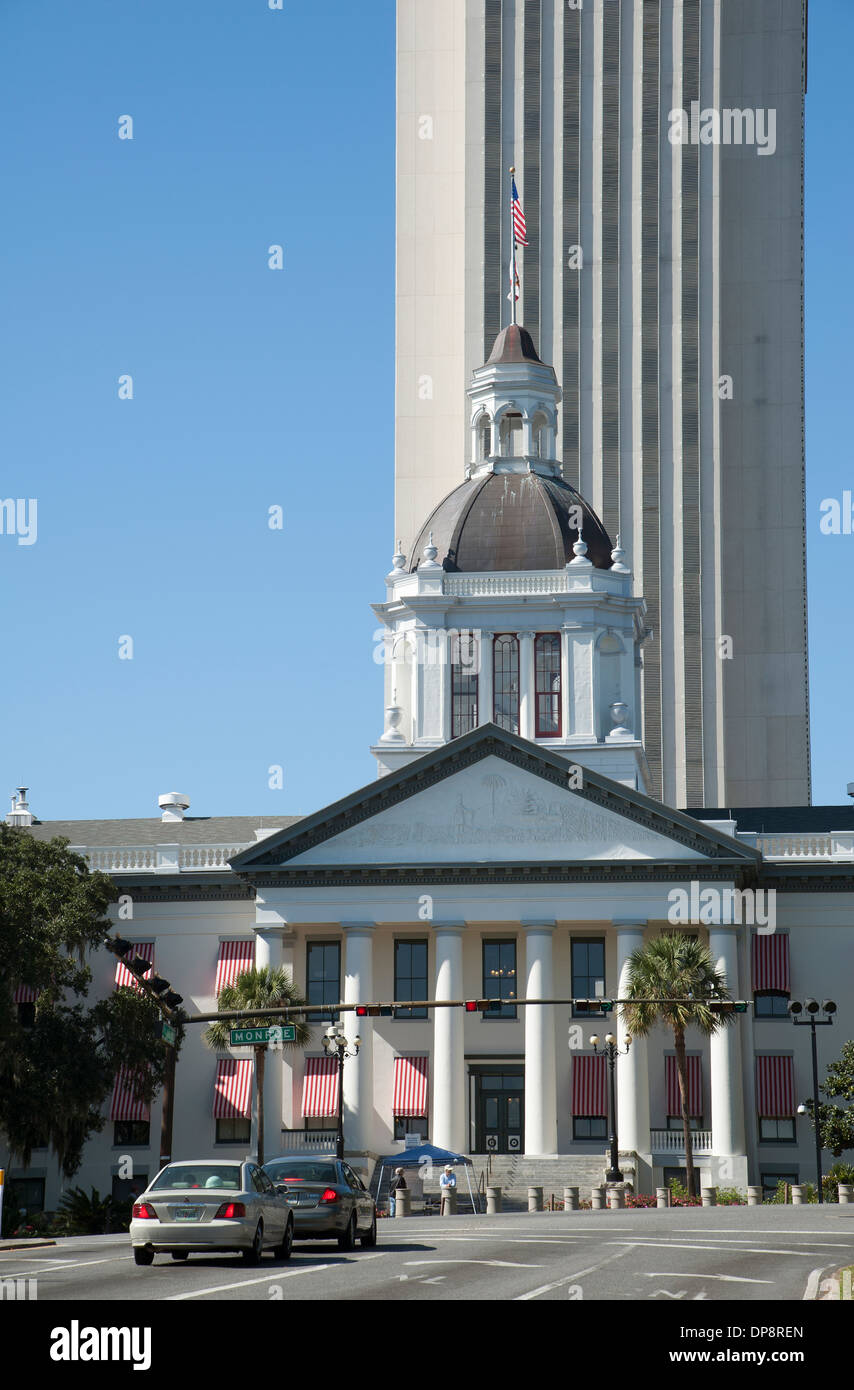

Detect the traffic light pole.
[{"left": 159, "top": 1040, "right": 177, "bottom": 1168}]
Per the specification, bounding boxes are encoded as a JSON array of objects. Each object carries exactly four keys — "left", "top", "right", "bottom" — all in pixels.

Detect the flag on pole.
[
  {"left": 511, "top": 176, "right": 528, "bottom": 247},
  {"left": 508, "top": 261, "right": 520, "bottom": 303}
]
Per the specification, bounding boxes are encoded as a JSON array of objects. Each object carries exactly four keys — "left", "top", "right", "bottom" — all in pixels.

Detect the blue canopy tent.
[{"left": 375, "top": 1144, "right": 478, "bottom": 1214}]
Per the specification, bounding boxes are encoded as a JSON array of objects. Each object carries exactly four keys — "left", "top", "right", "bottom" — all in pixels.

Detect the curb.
[{"left": 0, "top": 1239, "right": 57, "bottom": 1251}]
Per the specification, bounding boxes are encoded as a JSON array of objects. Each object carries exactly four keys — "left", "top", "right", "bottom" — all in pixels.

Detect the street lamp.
[
  {"left": 788, "top": 997, "right": 836, "bottom": 1203},
  {"left": 589, "top": 1031, "right": 632, "bottom": 1184},
  {"left": 321, "top": 1023, "right": 361, "bottom": 1161}
]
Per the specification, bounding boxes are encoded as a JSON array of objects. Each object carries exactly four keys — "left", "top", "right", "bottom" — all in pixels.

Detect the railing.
[
  {"left": 650, "top": 1129, "right": 713, "bottom": 1154},
  {"left": 444, "top": 572, "right": 570, "bottom": 597},
  {"left": 179, "top": 845, "right": 250, "bottom": 869},
  {"left": 71, "top": 843, "right": 252, "bottom": 874},
  {"left": 278, "top": 1130, "right": 338, "bottom": 1154}
]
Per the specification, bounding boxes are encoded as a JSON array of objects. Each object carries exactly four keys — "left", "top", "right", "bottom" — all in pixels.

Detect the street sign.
[
  {"left": 160, "top": 1022, "right": 177, "bottom": 1046},
  {"left": 229, "top": 1025, "right": 296, "bottom": 1046}
]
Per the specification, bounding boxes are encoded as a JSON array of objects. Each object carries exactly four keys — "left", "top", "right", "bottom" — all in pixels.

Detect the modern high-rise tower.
[{"left": 395, "top": 0, "right": 810, "bottom": 809}]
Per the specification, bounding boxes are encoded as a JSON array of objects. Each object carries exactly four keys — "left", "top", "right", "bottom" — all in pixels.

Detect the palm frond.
[
  {"left": 621, "top": 933, "right": 734, "bottom": 1038},
  {"left": 203, "top": 965, "right": 312, "bottom": 1051}
]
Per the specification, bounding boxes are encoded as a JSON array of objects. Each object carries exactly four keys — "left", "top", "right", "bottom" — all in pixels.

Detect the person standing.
[
  {"left": 389, "top": 1166, "right": 407, "bottom": 1217},
  {"left": 439, "top": 1164, "right": 457, "bottom": 1215}
]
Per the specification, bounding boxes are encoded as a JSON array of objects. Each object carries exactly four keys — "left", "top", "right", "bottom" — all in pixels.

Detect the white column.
[
  {"left": 254, "top": 927, "right": 284, "bottom": 1163},
  {"left": 523, "top": 922, "right": 558, "bottom": 1155},
  {"left": 479, "top": 630, "right": 493, "bottom": 727},
  {"left": 708, "top": 925, "right": 746, "bottom": 1158},
  {"left": 432, "top": 923, "right": 466, "bottom": 1152},
  {"left": 341, "top": 923, "right": 375, "bottom": 1154},
  {"left": 518, "top": 631, "right": 535, "bottom": 739},
  {"left": 571, "top": 632, "right": 596, "bottom": 737},
  {"left": 614, "top": 921, "right": 650, "bottom": 1156},
  {"left": 560, "top": 626, "right": 572, "bottom": 741}
]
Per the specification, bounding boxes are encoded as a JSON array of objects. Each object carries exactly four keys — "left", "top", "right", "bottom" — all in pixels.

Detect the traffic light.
[
  {"left": 355, "top": 1005, "right": 393, "bottom": 1017},
  {"left": 464, "top": 1000, "right": 502, "bottom": 1013},
  {"left": 573, "top": 999, "right": 614, "bottom": 1014},
  {"left": 708, "top": 1000, "right": 748, "bottom": 1014}
]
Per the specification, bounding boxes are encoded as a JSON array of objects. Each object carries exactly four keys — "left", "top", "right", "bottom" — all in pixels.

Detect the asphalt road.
[{"left": 4, "top": 1206, "right": 853, "bottom": 1303}]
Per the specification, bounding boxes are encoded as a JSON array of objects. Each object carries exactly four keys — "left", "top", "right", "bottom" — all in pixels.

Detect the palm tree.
[
  {"left": 204, "top": 966, "right": 311, "bottom": 1167},
  {"left": 621, "top": 934, "right": 735, "bottom": 1200}
]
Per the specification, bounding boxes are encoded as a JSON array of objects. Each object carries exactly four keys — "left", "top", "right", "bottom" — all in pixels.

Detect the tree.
[
  {"left": 203, "top": 967, "right": 311, "bottom": 1167},
  {"left": 0, "top": 826, "right": 176, "bottom": 1175},
  {"left": 806, "top": 1039, "right": 854, "bottom": 1158},
  {"left": 621, "top": 933, "right": 736, "bottom": 1199}
]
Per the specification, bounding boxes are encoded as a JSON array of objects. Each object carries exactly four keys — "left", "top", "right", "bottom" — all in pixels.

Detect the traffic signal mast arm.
[{"left": 185, "top": 997, "right": 750, "bottom": 1022}]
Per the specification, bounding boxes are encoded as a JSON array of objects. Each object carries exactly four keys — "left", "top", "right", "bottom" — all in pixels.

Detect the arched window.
[
  {"left": 499, "top": 412, "right": 523, "bottom": 457},
  {"left": 493, "top": 635, "right": 520, "bottom": 734},
  {"left": 450, "top": 631, "right": 479, "bottom": 738},
  {"left": 535, "top": 634, "right": 561, "bottom": 737},
  {"left": 532, "top": 412, "right": 550, "bottom": 459},
  {"left": 476, "top": 414, "right": 492, "bottom": 461}
]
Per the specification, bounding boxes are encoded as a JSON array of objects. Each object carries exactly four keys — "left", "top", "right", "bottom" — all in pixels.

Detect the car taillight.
[
  {"left": 320, "top": 1189, "right": 339, "bottom": 1204},
  {"left": 132, "top": 1203, "right": 157, "bottom": 1220},
  {"left": 214, "top": 1202, "right": 246, "bottom": 1219}
]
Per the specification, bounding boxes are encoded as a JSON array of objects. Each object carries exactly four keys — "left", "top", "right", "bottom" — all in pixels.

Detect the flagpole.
[{"left": 510, "top": 166, "right": 518, "bottom": 327}]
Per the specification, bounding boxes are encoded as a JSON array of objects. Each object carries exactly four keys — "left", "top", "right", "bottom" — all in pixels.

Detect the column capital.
[
  {"left": 521, "top": 919, "right": 556, "bottom": 932},
  {"left": 431, "top": 920, "right": 467, "bottom": 934},
  {"left": 339, "top": 921, "right": 376, "bottom": 934},
  {"left": 612, "top": 919, "right": 647, "bottom": 931}
]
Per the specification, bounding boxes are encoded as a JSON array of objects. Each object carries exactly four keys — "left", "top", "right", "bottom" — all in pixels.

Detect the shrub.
[{"left": 716, "top": 1187, "right": 747, "bottom": 1206}]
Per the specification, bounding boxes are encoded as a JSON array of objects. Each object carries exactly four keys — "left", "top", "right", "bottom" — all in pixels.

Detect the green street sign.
[
  {"left": 229, "top": 1025, "right": 296, "bottom": 1047},
  {"left": 160, "top": 1022, "right": 177, "bottom": 1046}
]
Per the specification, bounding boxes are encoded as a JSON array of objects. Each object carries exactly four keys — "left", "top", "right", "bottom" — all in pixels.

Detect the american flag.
[{"left": 511, "top": 176, "right": 528, "bottom": 246}]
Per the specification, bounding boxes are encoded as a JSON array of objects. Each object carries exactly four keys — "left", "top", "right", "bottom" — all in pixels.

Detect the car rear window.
[
  {"left": 266, "top": 1162, "right": 337, "bottom": 1183},
  {"left": 149, "top": 1164, "right": 242, "bottom": 1192}
]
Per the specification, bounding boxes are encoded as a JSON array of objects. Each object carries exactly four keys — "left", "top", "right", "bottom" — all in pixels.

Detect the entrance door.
[{"left": 475, "top": 1070, "right": 524, "bottom": 1154}]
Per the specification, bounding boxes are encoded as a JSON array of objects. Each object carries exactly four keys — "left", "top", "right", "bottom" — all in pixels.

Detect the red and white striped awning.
[
  {"left": 392, "top": 1056, "right": 429, "bottom": 1116},
  {"left": 755, "top": 1056, "right": 796, "bottom": 1117},
  {"left": 571, "top": 1054, "right": 607, "bottom": 1116},
  {"left": 666, "top": 1055, "right": 704, "bottom": 1117},
  {"left": 13, "top": 985, "right": 38, "bottom": 1004},
  {"left": 110, "top": 1066, "right": 151, "bottom": 1123},
  {"left": 213, "top": 1059, "right": 254, "bottom": 1120},
  {"left": 301, "top": 1057, "right": 339, "bottom": 1118},
  {"left": 115, "top": 942, "right": 154, "bottom": 990},
  {"left": 215, "top": 940, "right": 255, "bottom": 995},
  {"left": 751, "top": 933, "right": 790, "bottom": 993}
]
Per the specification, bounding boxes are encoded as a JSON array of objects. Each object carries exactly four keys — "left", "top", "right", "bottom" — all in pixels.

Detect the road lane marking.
[
  {"left": 803, "top": 1265, "right": 837, "bottom": 1301},
  {"left": 608, "top": 1241, "right": 819, "bottom": 1257},
  {"left": 0, "top": 1255, "right": 130, "bottom": 1279},
  {"left": 166, "top": 1252, "right": 389, "bottom": 1300},
  {"left": 404, "top": 1259, "right": 542, "bottom": 1269},
  {"left": 515, "top": 1248, "right": 631, "bottom": 1301},
  {"left": 642, "top": 1273, "right": 774, "bottom": 1285}
]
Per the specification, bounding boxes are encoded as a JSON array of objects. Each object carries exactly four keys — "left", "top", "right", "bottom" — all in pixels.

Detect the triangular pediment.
[{"left": 231, "top": 727, "right": 758, "bottom": 874}]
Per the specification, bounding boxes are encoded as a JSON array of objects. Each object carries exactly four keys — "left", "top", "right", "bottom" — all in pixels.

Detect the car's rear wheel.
[
  {"left": 277, "top": 1217, "right": 294, "bottom": 1262},
  {"left": 337, "top": 1212, "right": 357, "bottom": 1252},
  {"left": 360, "top": 1212, "right": 377, "bottom": 1248},
  {"left": 133, "top": 1247, "right": 154, "bottom": 1267},
  {"left": 171, "top": 1252, "right": 189, "bottom": 1261},
  {"left": 243, "top": 1221, "right": 263, "bottom": 1265}
]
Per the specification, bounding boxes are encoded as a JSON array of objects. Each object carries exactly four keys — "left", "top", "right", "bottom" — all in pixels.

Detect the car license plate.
[{"left": 174, "top": 1206, "right": 202, "bottom": 1221}]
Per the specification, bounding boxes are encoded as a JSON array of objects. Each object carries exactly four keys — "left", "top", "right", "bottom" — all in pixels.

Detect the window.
[
  {"left": 394, "top": 1116, "right": 427, "bottom": 1141},
  {"left": 113, "top": 1121, "right": 150, "bottom": 1147},
  {"left": 216, "top": 1118, "right": 251, "bottom": 1144},
  {"left": 534, "top": 634, "right": 561, "bottom": 736},
  {"left": 477, "top": 414, "right": 492, "bottom": 460},
  {"left": 759, "top": 1117, "right": 796, "bottom": 1143},
  {"left": 493, "top": 635, "right": 519, "bottom": 733},
  {"left": 305, "top": 1116, "right": 338, "bottom": 1133},
  {"left": 755, "top": 991, "right": 790, "bottom": 1018},
  {"left": 482, "top": 940, "right": 517, "bottom": 1018},
  {"left": 306, "top": 941, "right": 341, "bottom": 1022},
  {"left": 571, "top": 939, "right": 606, "bottom": 1015},
  {"left": 9, "top": 1177, "right": 45, "bottom": 1216},
  {"left": 666, "top": 1116, "right": 703, "bottom": 1132},
  {"left": 573, "top": 1116, "right": 607, "bottom": 1140},
  {"left": 112, "top": 1173, "right": 148, "bottom": 1204},
  {"left": 395, "top": 940, "right": 428, "bottom": 1018},
  {"left": 450, "top": 632, "right": 479, "bottom": 738},
  {"left": 499, "top": 411, "right": 523, "bottom": 456},
  {"left": 760, "top": 1170, "right": 799, "bottom": 1200}
]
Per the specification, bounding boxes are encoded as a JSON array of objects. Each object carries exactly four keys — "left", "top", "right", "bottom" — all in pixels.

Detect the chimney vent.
[
  {"left": 6, "top": 786, "right": 34, "bottom": 827},
  {"left": 158, "top": 792, "right": 190, "bottom": 823}
]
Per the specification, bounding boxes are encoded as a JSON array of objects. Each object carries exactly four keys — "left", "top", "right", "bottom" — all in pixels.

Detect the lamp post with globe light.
[
  {"left": 321, "top": 1023, "right": 361, "bottom": 1160},
  {"left": 788, "top": 997, "right": 836, "bottom": 1203}
]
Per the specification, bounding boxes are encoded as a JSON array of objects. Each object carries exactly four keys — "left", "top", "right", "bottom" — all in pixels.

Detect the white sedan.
[{"left": 130, "top": 1160, "right": 294, "bottom": 1266}]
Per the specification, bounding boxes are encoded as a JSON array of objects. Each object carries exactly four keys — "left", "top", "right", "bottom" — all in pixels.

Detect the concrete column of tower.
[
  {"left": 518, "top": 631, "right": 535, "bottom": 739},
  {"left": 479, "top": 631, "right": 493, "bottom": 726},
  {"left": 560, "top": 626, "right": 573, "bottom": 740},
  {"left": 708, "top": 925, "right": 746, "bottom": 1161},
  {"left": 341, "top": 923, "right": 375, "bottom": 1154},
  {"left": 432, "top": 923, "right": 466, "bottom": 1152},
  {"left": 614, "top": 921, "right": 650, "bottom": 1158},
  {"left": 523, "top": 921, "right": 558, "bottom": 1155},
  {"left": 254, "top": 926, "right": 284, "bottom": 1163}
]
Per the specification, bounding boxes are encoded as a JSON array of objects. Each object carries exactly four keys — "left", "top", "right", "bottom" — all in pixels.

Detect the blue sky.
[{"left": 0, "top": 0, "right": 850, "bottom": 822}]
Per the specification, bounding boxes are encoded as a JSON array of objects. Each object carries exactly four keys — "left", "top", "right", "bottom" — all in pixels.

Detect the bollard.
[
  {"left": 394, "top": 1188, "right": 412, "bottom": 1218},
  {"left": 441, "top": 1187, "right": 458, "bottom": 1216},
  {"left": 607, "top": 1187, "right": 625, "bottom": 1210},
  {"left": 791, "top": 1185, "right": 805, "bottom": 1206},
  {"left": 486, "top": 1186, "right": 502, "bottom": 1215},
  {"left": 528, "top": 1186, "right": 543, "bottom": 1213},
  {"left": 747, "top": 1186, "right": 762, "bottom": 1206},
  {"left": 701, "top": 1187, "right": 717, "bottom": 1208},
  {"left": 564, "top": 1186, "right": 580, "bottom": 1212},
  {"left": 838, "top": 1185, "right": 853, "bottom": 1205},
  {"left": 591, "top": 1185, "right": 606, "bottom": 1210},
  {"left": 656, "top": 1187, "right": 669, "bottom": 1209}
]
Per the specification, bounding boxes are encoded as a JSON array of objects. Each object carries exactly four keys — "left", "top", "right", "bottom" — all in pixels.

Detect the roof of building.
[
  {"left": 684, "top": 806, "right": 854, "bottom": 832},
  {"left": 408, "top": 471, "right": 614, "bottom": 573},
  {"left": 485, "top": 324, "right": 543, "bottom": 366},
  {"left": 23, "top": 815, "right": 303, "bottom": 847}
]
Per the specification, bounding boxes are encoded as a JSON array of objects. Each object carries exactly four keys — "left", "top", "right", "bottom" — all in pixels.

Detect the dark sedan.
[{"left": 263, "top": 1157, "right": 377, "bottom": 1249}]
